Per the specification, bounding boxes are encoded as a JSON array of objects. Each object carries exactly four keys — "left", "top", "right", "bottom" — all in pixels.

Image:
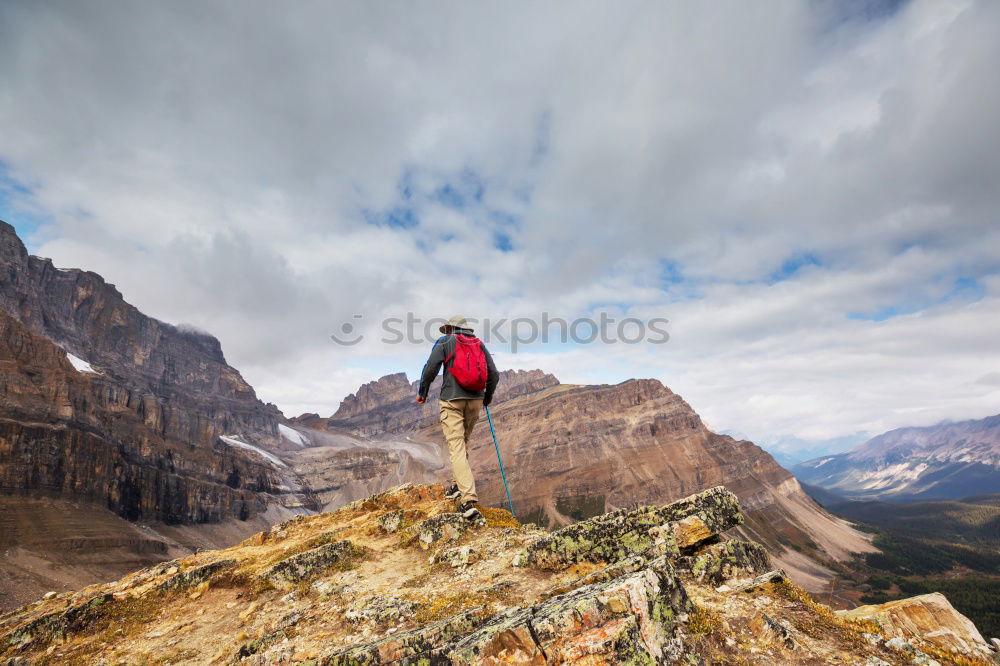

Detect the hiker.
[{"left": 416, "top": 315, "right": 499, "bottom": 521}]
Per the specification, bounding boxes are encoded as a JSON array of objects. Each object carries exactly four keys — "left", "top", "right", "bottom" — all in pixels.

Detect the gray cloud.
[{"left": 1, "top": 0, "right": 997, "bottom": 447}]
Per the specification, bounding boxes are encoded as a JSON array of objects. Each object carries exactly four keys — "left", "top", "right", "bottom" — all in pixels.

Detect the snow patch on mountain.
[
  {"left": 278, "top": 424, "right": 308, "bottom": 447},
  {"left": 857, "top": 462, "right": 928, "bottom": 490},
  {"left": 220, "top": 436, "right": 287, "bottom": 468},
  {"left": 65, "top": 351, "right": 99, "bottom": 374}
]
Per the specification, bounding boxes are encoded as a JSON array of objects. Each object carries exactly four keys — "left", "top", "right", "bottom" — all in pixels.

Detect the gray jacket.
[{"left": 418, "top": 331, "right": 499, "bottom": 404}]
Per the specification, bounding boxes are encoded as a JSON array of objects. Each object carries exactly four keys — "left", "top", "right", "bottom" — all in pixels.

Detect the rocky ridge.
[{"left": 1, "top": 483, "right": 993, "bottom": 665}]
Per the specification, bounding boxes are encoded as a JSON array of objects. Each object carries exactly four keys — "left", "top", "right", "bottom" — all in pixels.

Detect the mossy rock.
[
  {"left": 523, "top": 486, "right": 743, "bottom": 570},
  {"left": 156, "top": 558, "right": 235, "bottom": 591},
  {"left": 678, "top": 539, "right": 771, "bottom": 586},
  {"left": 6, "top": 593, "right": 114, "bottom": 651},
  {"left": 260, "top": 540, "right": 364, "bottom": 585}
]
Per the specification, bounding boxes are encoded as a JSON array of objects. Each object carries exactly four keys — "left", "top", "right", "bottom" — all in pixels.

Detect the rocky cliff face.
[
  {"left": 0, "top": 305, "right": 294, "bottom": 525},
  {"left": 0, "top": 221, "right": 284, "bottom": 450},
  {"left": 0, "top": 221, "right": 312, "bottom": 608},
  {"left": 794, "top": 414, "right": 1000, "bottom": 501},
  {"left": 2, "top": 483, "right": 992, "bottom": 665}
]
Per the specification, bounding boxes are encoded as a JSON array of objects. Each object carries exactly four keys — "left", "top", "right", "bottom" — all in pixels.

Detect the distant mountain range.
[{"left": 794, "top": 414, "right": 1000, "bottom": 502}]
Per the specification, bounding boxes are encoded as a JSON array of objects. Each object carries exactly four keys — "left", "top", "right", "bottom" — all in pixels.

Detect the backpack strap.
[{"left": 443, "top": 334, "right": 457, "bottom": 368}]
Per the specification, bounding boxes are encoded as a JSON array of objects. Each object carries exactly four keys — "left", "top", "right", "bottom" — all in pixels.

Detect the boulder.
[
  {"left": 259, "top": 540, "right": 362, "bottom": 585},
  {"left": 430, "top": 545, "right": 479, "bottom": 568},
  {"left": 156, "top": 559, "right": 235, "bottom": 591},
  {"left": 678, "top": 539, "right": 771, "bottom": 586},
  {"left": 413, "top": 513, "right": 482, "bottom": 550},
  {"left": 837, "top": 592, "right": 991, "bottom": 657}
]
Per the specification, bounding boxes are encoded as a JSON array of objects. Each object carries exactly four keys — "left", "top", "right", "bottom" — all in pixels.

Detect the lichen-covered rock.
[
  {"left": 377, "top": 509, "right": 426, "bottom": 534},
  {"left": 522, "top": 512, "right": 662, "bottom": 570},
  {"left": 414, "top": 513, "right": 482, "bottom": 550},
  {"left": 678, "top": 539, "right": 771, "bottom": 586},
  {"left": 377, "top": 510, "right": 405, "bottom": 533},
  {"left": 531, "top": 565, "right": 693, "bottom": 663},
  {"left": 721, "top": 568, "right": 786, "bottom": 593},
  {"left": 320, "top": 607, "right": 489, "bottom": 665},
  {"left": 156, "top": 559, "right": 235, "bottom": 591},
  {"left": 552, "top": 615, "right": 653, "bottom": 665},
  {"left": 538, "top": 555, "right": 649, "bottom": 601},
  {"left": 344, "top": 596, "right": 418, "bottom": 625},
  {"left": 440, "top": 609, "right": 544, "bottom": 665},
  {"left": 837, "top": 592, "right": 992, "bottom": 658},
  {"left": 650, "top": 486, "right": 743, "bottom": 535},
  {"left": 430, "top": 545, "right": 479, "bottom": 568},
  {"left": 524, "top": 486, "right": 742, "bottom": 570},
  {"left": 260, "top": 540, "right": 362, "bottom": 584},
  {"left": 5, "top": 594, "right": 114, "bottom": 651}
]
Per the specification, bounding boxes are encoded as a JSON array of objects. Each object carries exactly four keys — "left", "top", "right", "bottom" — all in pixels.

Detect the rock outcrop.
[
  {"left": 838, "top": 592, "right": 995, "bottom": 659},
  {"left": 3, "top": 483, "right": 989, "bottom": 665}
]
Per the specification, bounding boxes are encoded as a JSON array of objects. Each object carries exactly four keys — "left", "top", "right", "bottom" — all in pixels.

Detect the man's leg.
[
  {"left": 462, "top": 398, "right": 484, "bottom": 443},
  {"left": 439, "top": 399, "right": 478, "bottom": 505}
]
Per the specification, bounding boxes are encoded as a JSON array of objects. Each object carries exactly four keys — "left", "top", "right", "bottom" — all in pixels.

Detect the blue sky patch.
[
  {"left": 432, "top": 168, "right": 485, "bottom": 209},
  {"left": 493, "top": 231, "right": 513, "bottom": 252},
  {"left": 769, "top": 251, "right": 822, "bottom": 284},
  {"left": 0, "top": 161, "right": 49, "bottom": 248},
  {"left": 364, "top": 205, "right": 420, "bottom": 229},
  {"left": 849, "top": 276, "right": 987, "bottom": 321}
]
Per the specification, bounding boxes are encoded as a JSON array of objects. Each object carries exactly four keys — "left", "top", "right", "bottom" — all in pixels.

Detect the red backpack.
[{"left": 444, "top": 334, "right": 488, "bottom": 391}]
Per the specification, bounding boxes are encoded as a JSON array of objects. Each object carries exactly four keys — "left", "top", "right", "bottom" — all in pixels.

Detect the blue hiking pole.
[{"left": 485, "top": 406, "right": 515, "bottom": 518}]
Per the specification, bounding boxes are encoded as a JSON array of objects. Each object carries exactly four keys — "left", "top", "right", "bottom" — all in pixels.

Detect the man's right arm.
[
  {"left": 483, "top": 345, "right": 499, "bottom": 407},
  {"left": 418, "top": 338, "right": 447, "bottom": 398}
]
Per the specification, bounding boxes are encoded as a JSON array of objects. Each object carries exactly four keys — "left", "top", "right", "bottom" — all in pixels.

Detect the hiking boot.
[
  {"left": 444, "top": 484, "right": 461, "bottom": 501},
  {"left": 459, "top": 501, "right": 483, "bottom": 522}
]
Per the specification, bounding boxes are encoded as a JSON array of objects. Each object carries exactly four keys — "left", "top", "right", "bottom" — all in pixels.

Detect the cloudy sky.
[{"left": 1, "top": 0, "right": 998, "bottom": 461}]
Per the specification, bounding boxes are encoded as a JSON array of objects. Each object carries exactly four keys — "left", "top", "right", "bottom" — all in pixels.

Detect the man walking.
[{"left": 417, "top": 315, "right": 499, "bottom": 521}]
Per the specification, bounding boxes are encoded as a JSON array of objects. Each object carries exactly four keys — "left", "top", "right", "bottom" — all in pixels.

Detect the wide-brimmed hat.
[{"left": 439, "top": 315, "right": 472, "bottom": 334}]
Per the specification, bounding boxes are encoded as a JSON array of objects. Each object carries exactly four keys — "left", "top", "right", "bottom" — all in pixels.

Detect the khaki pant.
[{"left": 439, "top": 398, "right": 482, "bottom": 505}]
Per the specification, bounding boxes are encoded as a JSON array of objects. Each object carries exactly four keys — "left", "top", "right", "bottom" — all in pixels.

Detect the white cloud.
[{"left": 0, "top": 0, "right": 998, "bottom": 452}]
